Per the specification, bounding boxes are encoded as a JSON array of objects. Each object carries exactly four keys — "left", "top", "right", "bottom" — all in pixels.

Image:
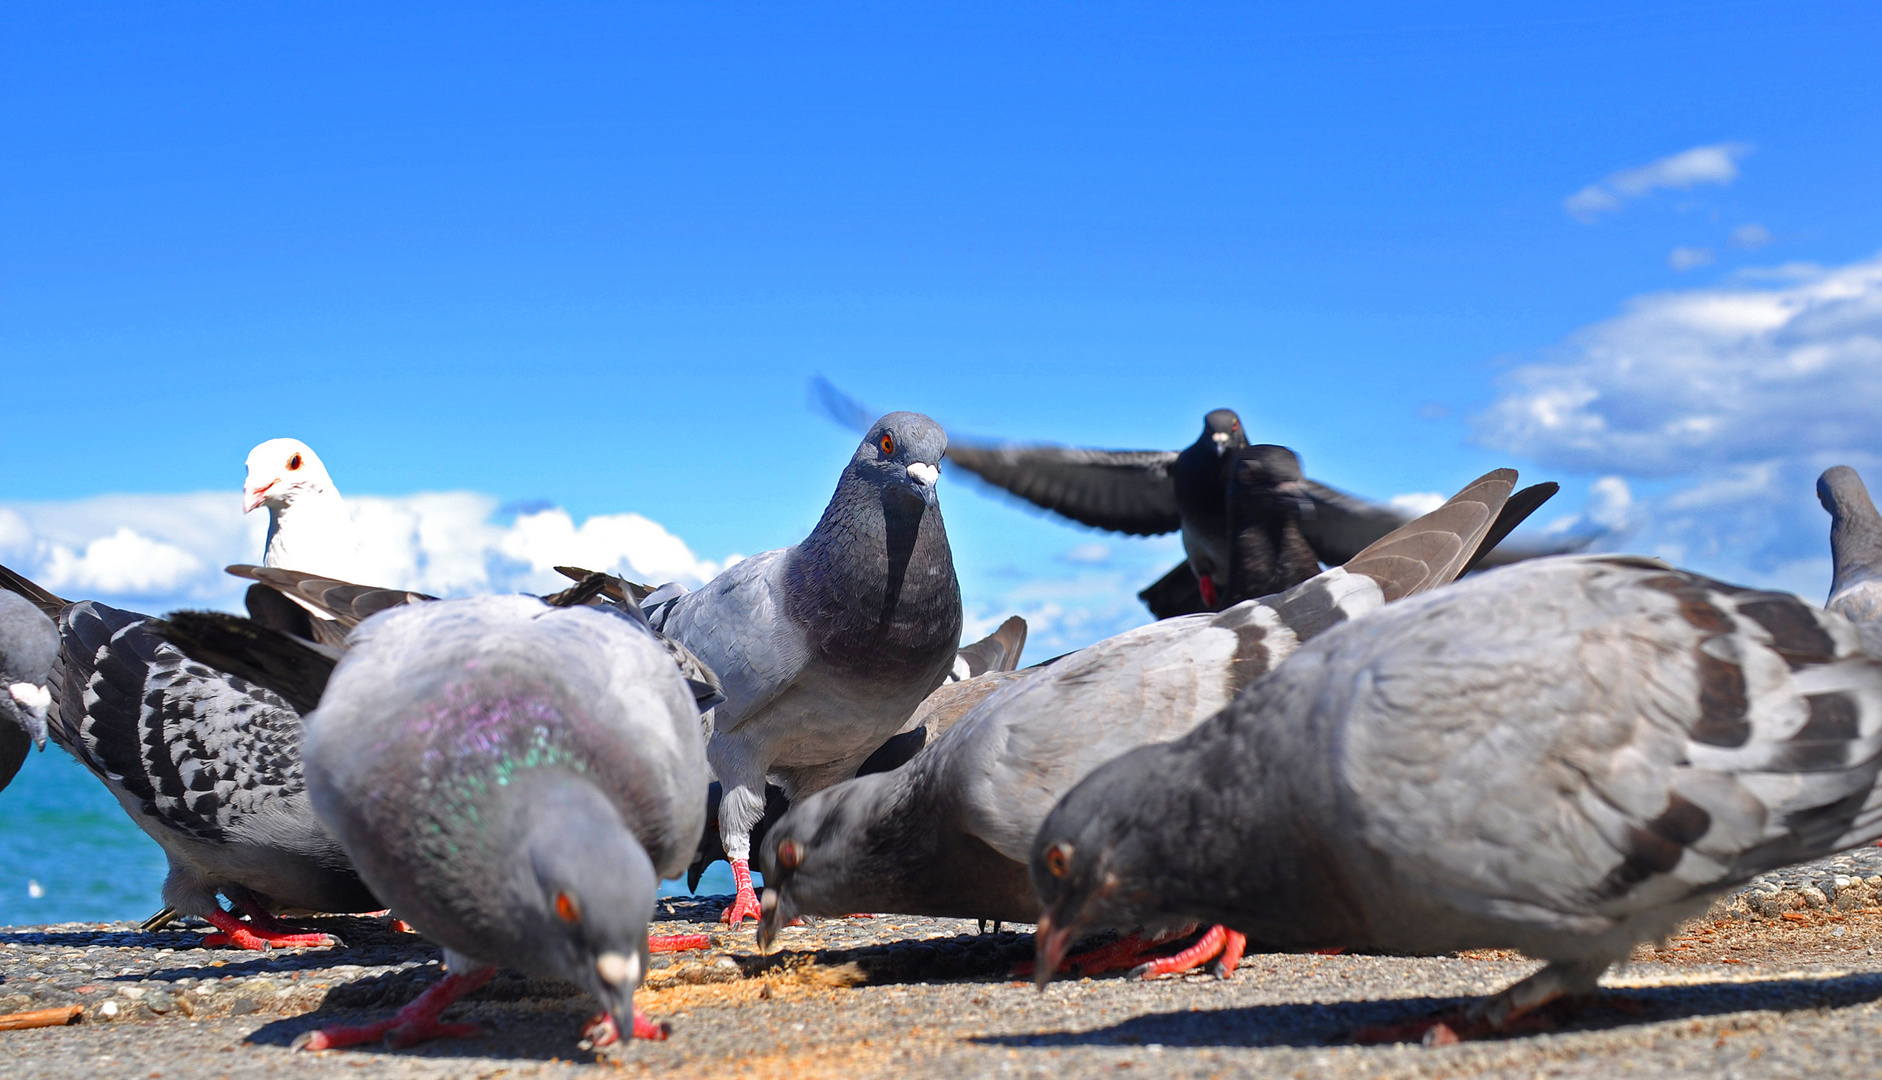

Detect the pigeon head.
[
  {"left": 755, "top": 773, "right": 900, "bottom": 949},
  {"left": 854, "top": 412, "right": 948, "bottom": 505},
  {"left": 507, "top": 777, "right": 659, "bottom": 1029},
  {"left": 0, "top": 592, "right": 58, "bottom": 751},
  {"left": 1027, "top": 748, "right": 1162, "bottom": 988},
  {"left": 1200, "top": 409, "right": 1248, "bottom": 457},
  {"left": 243, "top": 438, "right": 339, "bottom": 514},
  {"left": 1820, "top": 466, "right": 1879, "bottom": 527}
]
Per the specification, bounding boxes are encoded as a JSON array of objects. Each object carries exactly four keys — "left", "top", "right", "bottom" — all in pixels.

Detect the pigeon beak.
[
  {"left": 757, "top": 884, "right": 792, "bottom": 952},
  {"left": 1032, "top": 910, "right": 1077, "bottom": 991},
  {"left": 242, "top": 481, "right": 275, "bottom": 513},
  {"left": 8, "top": 683, "right": 51, "bottom": 750},
  {"left": 1212, "top": 432, "right": 1230, "bottom": 455}
]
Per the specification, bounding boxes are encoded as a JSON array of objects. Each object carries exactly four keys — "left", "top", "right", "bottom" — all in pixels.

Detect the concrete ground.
[{"left": 5, "top": 872, "right": 1882, "bottom": 1080}]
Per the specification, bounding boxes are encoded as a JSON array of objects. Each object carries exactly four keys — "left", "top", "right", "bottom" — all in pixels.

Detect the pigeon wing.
[
  {"left": 225, "top": 565, "right": 433, "bottom": 628},
  {"left": 645, "top": 549, "right": 808, "bottom": 734},
  {"left": 1335, "top": 557, "right": 1882, "bottom": 934},
  {"left": 56, "top": 602, "right": 306, "bottom": 843},
  {"left": 944, "top": 442, "right": 1183, "bottom": 535}
]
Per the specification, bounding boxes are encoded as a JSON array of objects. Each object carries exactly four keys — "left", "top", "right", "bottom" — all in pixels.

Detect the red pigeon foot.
[
  {"left": 1198, "top": 575, "right": 1219, "bottom": 608},
  {"left": 1014, "top": 931, "right": 1170, "bottom": 978},
  {"left": 1129, "top": 925, "right": 1247, "bottom": 980},
  {"left": 720, "top": 859, "right": 763, "bottom": 925},
  {"left": 648, "top": 933, "right": 711, "bottom": 952},
  {"left": 292, "top": 966, "right": 494, "bottom": 1051},
  {"left": 200, "top": 908, "right": 336, "bottom": 950}
]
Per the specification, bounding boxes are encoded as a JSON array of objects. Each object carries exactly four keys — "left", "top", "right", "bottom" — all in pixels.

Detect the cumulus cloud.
[
  {"left": 0, "top": 490, "right": 735, "bottom": 617},
  {"left": 1564, "top": 143, "right": 1751, "bottom": 223},
  {"left": 1731, "top": 223, "right": 1774, "bottom": 250},
  {"left": 1386, "top": 492, "right": 1446, "bottom": 517},
  {"left": 1476, "top": 252, "right": 1882, "bottom": 594}
]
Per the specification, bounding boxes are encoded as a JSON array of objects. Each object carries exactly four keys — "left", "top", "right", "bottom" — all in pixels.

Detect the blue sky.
[{"left": 3, "top": 1, "right": 1881, "bottom": 655}]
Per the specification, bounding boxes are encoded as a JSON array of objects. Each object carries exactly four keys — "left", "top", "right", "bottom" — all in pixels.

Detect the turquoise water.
[{"left": 0, "top": 747, "right": 736, "bottom": 926}]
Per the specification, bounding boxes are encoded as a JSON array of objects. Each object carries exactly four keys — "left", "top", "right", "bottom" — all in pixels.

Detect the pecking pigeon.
[
  {"left": 759, "top": 469, "right": 1554, "bottom": 980},
  {"left": 0, "top": 562, "right": 376, "bottom": 947},
  {"left": 288, "top": 594, "right": 709, "bottom": 1051},
  {"left": 646, "top": 412, "right": 963, "bottom": 925},
  {"left": 1031, "top": 553, "right": 1882, "bottom": 1040},
  {"left": 0, "top": 590, "right": 59, "bottom": 793}
]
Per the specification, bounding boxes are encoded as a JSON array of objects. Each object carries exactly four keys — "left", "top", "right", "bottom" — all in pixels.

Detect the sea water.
[{"left": 0, "top": 747, "right": 737, "bottom": 927}]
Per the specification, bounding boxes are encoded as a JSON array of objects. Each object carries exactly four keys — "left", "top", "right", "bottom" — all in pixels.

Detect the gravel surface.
[{"left": 4, "top": 851, "right": 1882, "bottom": 1078}]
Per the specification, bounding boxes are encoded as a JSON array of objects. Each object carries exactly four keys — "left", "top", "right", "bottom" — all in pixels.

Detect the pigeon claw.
[
  {"left": 201, "top": 908, "right": 336, "bottom": 951},
  {"left": 719, "top": 859, "right": 763, "bottom": 925},
  {"left": 1127, "top": 925, "right": 1247, "bottom": 980},
  {"left": 291, "top": 966, "right": 493, "bottom": 1052}
]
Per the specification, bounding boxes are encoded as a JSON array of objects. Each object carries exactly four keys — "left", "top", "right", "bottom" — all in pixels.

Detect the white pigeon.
[{"left": 243, "top": 439, "right": 365, "bottom": 586}]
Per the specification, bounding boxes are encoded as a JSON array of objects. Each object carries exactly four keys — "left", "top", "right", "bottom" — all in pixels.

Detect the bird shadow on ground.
[{"left": 976, "top": 971, "right": 1882, "bottom": 1049}]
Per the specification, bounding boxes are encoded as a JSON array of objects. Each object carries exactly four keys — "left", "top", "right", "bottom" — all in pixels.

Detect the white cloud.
[
  {"left": 1476, "top": 251, "right": 1882, "bottom": 595},
  {"left": 1059, "top": 542, "right": 1112, "bottom": 565},
  {"left": 1731, "top": 223, "right": 1774, "bottom": 250},
  {"left": 1668, "top": 246, "right": 1715, "bottom": 271},
  {"left": 1564, "top": 143, "right": 1752, "bottom": 223},
  {"left": 1386, "top": 492, "right": 1446, "bottom": 517},
  {"left": 0, "top": 490, "right": 735, "bottom": 616}
]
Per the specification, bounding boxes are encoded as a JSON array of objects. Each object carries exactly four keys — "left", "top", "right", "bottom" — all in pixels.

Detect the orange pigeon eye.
[
  {"left": 554, "top": 891, "right": 581, "bottom": 923},
  {"left": 777, "top": 838, "right": 804, "bottom": 872},
  {"left": 287, "top": 453, "right": 303, "bottom": 471},
  {"left": 1044, "top": 841, "right": 1074, "bottom": 878},
  {"left": 879, "top": 433, "right": 895, "bottom": 456}
]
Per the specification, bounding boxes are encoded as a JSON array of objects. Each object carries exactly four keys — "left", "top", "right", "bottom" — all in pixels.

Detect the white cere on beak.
[
  {"left": 596, "top": 950, "right": 640, "bottom": 987},
  {"left": 906, "top": 462, "right": 940, "bottom": 486},
  {"left": 1211, "top": 432, "right": 1230, "bottom": 454},
  {"left": 8, "top": 683, "right": 50, "bottom": 715}
]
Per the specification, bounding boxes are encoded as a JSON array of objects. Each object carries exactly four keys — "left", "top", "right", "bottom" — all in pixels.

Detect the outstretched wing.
[
  {"left": 944, "top": 442, "right": 1183, "bottom": 535},
  {"left": 1340, "top": 557, "right": 1882, "bottom": 933}
]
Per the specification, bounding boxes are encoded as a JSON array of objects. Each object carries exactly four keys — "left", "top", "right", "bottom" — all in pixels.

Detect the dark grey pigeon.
[
  {"left": 0, "top": 562, "right": 376, "bottom": 948},
  {"left": 646, "top": 411, "right": 962, "bottom": 925},
  {"left": 1820, "top": 466, "right": 1882, "bottom": 630},
  {"left": 758, "top": 470, "right": 1554, "bottom": 978},
  {"left": 0, "top": 590, "right": 59, "bottom": 793},
  {"left": 289, "top": 594, "right": 709, "bottom": 1052},
  {"left": 1031, "top": 554, "right": 1882, "bottom": 1040},
  {"left": 809, "top": 377, "right": 1587, "bottom": 619}
]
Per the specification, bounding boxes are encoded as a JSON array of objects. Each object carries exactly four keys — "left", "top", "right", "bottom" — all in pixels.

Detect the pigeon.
[
  {"left": 1820, "top": 466, "right": 1882, "bottom": 628},
  {"left": 758, "top": 469, "right": 1555, "bottom": 978},
  {"left": 0, "top": 563, "right": 377, "bottom": 948},
  {"left": 685, "top": 615, "right": 1028, "bottom": 892},
  {"left": 1030, "top": 553, "right": 1882, "bottom": 1040},
  {"left": 242, "top": 439, "right": 366, "bottom": 637},
  {"left": 646, "top": 412, "right": 963, "bottom": 925},
  {"left": 808, "top": 378, "right": 1585, "bottom": 618},
  {"left": 0, "top": 591, "right": 59, "bottom": 793},
  {"left": 287, "top": 594, "right": 709, "bottom": 1051}
]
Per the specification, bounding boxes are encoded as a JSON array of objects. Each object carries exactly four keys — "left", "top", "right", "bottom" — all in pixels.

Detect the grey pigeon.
[
  {"left": 646, "top": 411, "right": 962, "bottom": 924},
  {"left": 0, "top": 562, "right": 376, "bottom": 947},
  {"left": 758, "top": 470, "right": 1554, "bottom": 978},
  {"left": 809, "top": 377, "right": 1586, "bottom": 618},
  {"left": 684, "top": 614, "right": 1028, "bottom": 892},
  {"left": 289, "top": 594, "right": 709, "bottom": 1051},
  {"left": 1820, "top": 466, "right": 1882, "bottom": 628},
  {"left": 1031, "top": 553, "right": 1882, "bottom": 1040},
  {"left": 0, "top": 590, "right": 59, "bottom": 793}
]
